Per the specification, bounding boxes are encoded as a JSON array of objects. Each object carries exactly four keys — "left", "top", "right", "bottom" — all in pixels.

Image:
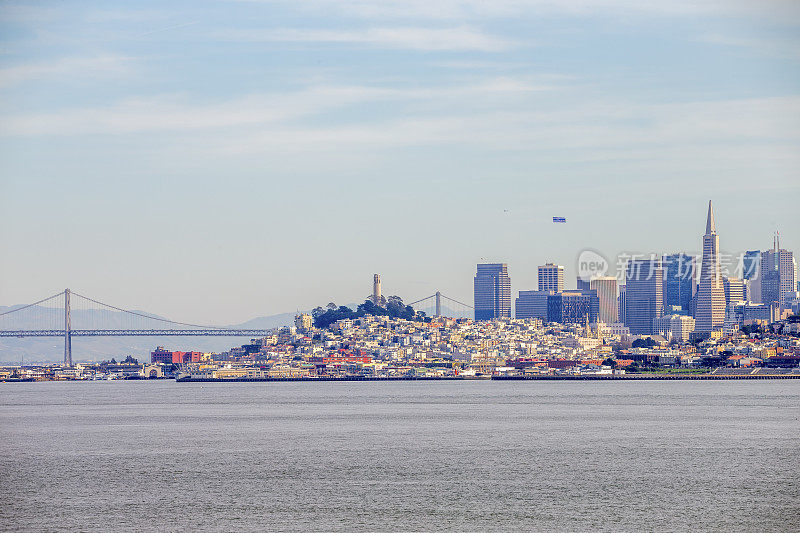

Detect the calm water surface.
[{"left": 1, "top": 380, "right": 799, "bottom": 532}]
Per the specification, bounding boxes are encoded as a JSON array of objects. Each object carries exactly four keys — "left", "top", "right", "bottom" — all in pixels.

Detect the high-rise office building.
[
  {"left": 474, "top": 263, "right": 512, "bottom": 320},
  {"left": 576, "top": 278, "right": 591, "bottom": 291},
  {"left": 662, "top": 253, "right": 694, "bottom": 314},
  {"left": 695, "top": 201, "right": 726, "bottom": 333},
  {"left": 742, "top": 250, "right": 762, "bottom": 303},
  {"left": 547, "top": 290, "right": 598, "bottom": 324},
  {"left": 653, "top": 315, "right": 696, "bottom": 343},
  {"left": 742, "top": 251, "right": 761, "bottom": 280},
  {"left": 760, "top": 234, "right": 797, "bottom": 306},
  {"left": 723, "top": 277, "right": 745, "bottom": 308},
  {"left": 624, "top": 259, "right": 663, "bottom": 335},
  {"left": 618, "top": 285, "right": 626, "bottom": 325},
  {"left": 515, "top": 290, "right": 551, "bottom": 320},
  {"left": 590, "top": 276, "right": 618, "bottom": 324},
  {"left": 538, "top": 263, "right": 564, "bottom": 293},
  {"left": 761, "top": 269, "right": 781, "bottom": 305}
]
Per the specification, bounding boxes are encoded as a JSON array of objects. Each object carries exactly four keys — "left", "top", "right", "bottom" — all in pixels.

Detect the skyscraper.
[
  {"left": 742, "top": 250, "right": 762, "bottom": 303},
  {"left": 742, "top": 251, "right": 761, "bottom": 280},
  {"left": 662, "top": 253, "right": 694, "bottom": 314},
  {"left": 590, "top": 276, "right": 618, "bottom": 323},
  {"left": 538, "top": 263, "right": 564, "bottom": 293},
  {"left": 760, "top": 268, "right": 781, "bottom": 306},
  {"left": 760, "top": 234, "right": 797, "bottom": 306},
  {"left": 515, "top": 290, "right": 551, "bottom": 320},
  {"left": 695, "top": 201, "right": 726, "bottom": 333},
  {"left": 546, "top": 290, "right": 598, "bottom": 324},
  {"left": 723, "top": 277, "right": 745, "bottom": 308},
  {"left": 618, "top": 285, "right": 626, "bottom": 324},
  {"left": 474, "top": 263, "right": 512, "bottom": 320},
  {"left": 624, "top": 259, "right": 664, "bottom": 335}
]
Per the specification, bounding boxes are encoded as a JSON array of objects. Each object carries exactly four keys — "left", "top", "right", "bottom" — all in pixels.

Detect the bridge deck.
[{"left": 0, "top": 329, "right": 272, "bottom": 337}]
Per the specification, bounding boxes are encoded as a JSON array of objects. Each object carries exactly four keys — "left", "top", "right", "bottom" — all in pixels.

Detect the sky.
[{"left": 1, "top": 0, "right": 799, "bottom": 325}]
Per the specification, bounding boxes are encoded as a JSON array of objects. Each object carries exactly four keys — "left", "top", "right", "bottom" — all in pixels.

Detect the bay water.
[{"left": 1, "top": 380, "right": 798, "bottom": 532}]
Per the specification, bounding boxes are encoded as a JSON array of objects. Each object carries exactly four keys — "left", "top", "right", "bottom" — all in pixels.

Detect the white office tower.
[
  {"left": 653, "top": 315, "right": 696, "bottom": 343},
  {"left": 723, "top": 277, "right": 745, "bottom": 309},
  {"left": 590, "top": 276, "right": 618, "bottom": 323},
  {"left": 695, "top": 201, "right": 726, "bottom": 333},
  {"left": 538, "top": 263, "right": 564, "bottom": 293}
]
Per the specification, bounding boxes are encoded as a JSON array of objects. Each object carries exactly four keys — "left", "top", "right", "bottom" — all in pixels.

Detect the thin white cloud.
[
  {"left": 2, "top": 77, "right": 798, "bottom": 184},
  {"left": 697, "top": 33, "right": 800, "bottom": 60},
  {"left": 231, "top": 0, "right": 800, "bottom": 23},
  {"left": 0, "top": 78, "right": 550, "bottom": 136},
  {"left": 212, "top": 95, "right": 800, "bottom": 155},
  {"left": 136, "top": 20, "right": 200, "bottom": 38},
  {"left": 213, "top": 26, "right": 513, "bottom": 51},
  {"left": 0, "top": 55, "right": 134, "bottom": 88}
]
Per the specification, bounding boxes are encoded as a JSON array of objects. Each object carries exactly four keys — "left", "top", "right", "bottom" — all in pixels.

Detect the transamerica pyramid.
[{"left": 695, "top": 200, "right": 726, "bottom": 333}]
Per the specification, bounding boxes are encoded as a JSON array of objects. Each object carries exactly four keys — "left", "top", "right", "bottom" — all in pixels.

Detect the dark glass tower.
[
  {"left": 742, "top": 251, "right": 761, "bottom": 280},
  {"left": 662, "top": 253, "right": 694, "bottom": 313},
  {"left": 624, "top": 259, "right": 664, "bottom": 335},
  {"left": 474, "top": 263, "right": 512, "bottom": 320}
]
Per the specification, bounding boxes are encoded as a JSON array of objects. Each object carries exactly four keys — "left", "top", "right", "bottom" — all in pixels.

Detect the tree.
[
  {"left": 387, "top": 295, "right": 403, "bottom": 307},
  {"left": 602, "top": 357, "right": 617, "bottom": 369},
  {"left": 313, "top": 304, "right": 360, "bottom": 328},
  {"left": 632, "top": 338, "right": 656, "bottom": 349},
  {"left": 701, "top": 356, "right": 724, "bottom": 368},
  {"left": 358, "top": 299, "right": 383, "bottom": 316},
  {"left": 315, "top": 297, "right": 425, "bottom": 328}
]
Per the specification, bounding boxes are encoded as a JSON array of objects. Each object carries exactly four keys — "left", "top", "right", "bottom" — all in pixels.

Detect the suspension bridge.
[
  {"left": 0, "top": 289, "right": 273, "bottom": 367},
  {"left": 1, "top": 288, "right": 474, "bottom": 367},
  {"left": 408, "top": 291, "right": 473, "bottom": 319}
]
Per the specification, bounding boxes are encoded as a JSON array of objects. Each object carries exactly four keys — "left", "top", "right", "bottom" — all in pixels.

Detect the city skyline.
[
  {"left": 1, "top": 1, "right": 799, "bottom": 324},
  {"left": 2, "top": 4, "right": 799, "bottom": 531},
  {"left": 0, "top": 209, "right": 795, "bottom": 325}
]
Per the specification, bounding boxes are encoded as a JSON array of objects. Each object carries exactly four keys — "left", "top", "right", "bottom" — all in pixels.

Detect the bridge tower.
[
  {"left": 435, "top": 291, "right": 441, "bottom": 317},
  {"left": 64, "top": 288, "right": 72, "bottom": 367}
]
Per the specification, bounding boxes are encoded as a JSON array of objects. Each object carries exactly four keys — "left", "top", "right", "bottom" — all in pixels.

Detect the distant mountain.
[{"left": 0, "top": 305, "right": 298, "bottom": 364}]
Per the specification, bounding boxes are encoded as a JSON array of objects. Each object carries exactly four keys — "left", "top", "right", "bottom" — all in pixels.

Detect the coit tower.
[{"left": 372, "top": 274, "right": 382, "bottom": 305}]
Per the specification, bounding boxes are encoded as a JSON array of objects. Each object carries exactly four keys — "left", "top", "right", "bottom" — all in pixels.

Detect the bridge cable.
[
  {"left": 407, "top": 294, "right": 435, "bottom": 306},
  {"left": 440, "top": 294, "right": 473, "bottom": 308},
  {"left": 0, "top": 291, "right": 65, "bottom": 317},
  {"left": 69, "top": 291, "right": 227, "bottom": 330}
]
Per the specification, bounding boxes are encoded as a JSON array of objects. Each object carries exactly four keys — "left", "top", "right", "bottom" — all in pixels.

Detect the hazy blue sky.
[{"left": 1, "top": 0, "right": 798, "bottom": 324}]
